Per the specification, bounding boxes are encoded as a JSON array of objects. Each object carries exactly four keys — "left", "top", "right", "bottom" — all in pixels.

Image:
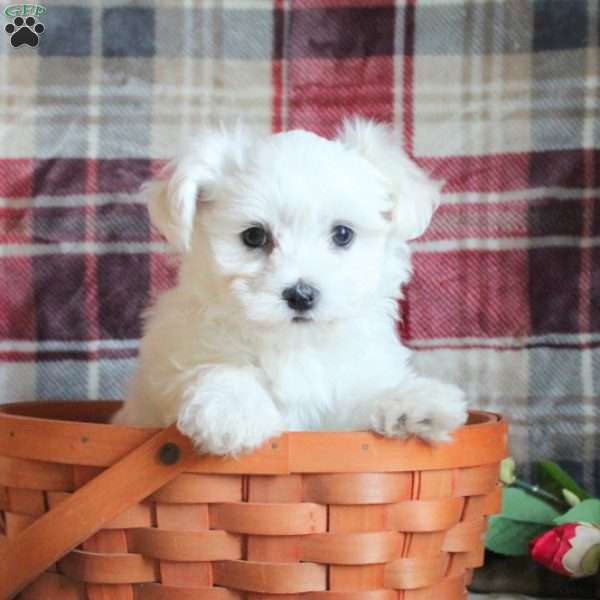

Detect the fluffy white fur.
[{"left": 114, "top": 118, "right": 467, "bottom": 455}]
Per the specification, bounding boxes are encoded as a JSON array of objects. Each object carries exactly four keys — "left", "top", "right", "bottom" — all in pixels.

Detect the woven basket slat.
[
  {"left": 81, "top": 530, "right": 134, "bottom": 600},
  {"left": 467, "top": 544, "right": 486, "bottom": 568},
  {"left": 483, "top": 485, "right": 502, "bottom": 514},
  {"left": 5, "top": 487, "right": 45, "bottom": 516},
  {"left": 446, "top": 551, "right": 468, "bottom": 578},
  {"left": 155, "top": 500, "right": 213, "bottom": 587},
  {"left": 106, "top": 502, "right": 155, "bottom": 530},
  {"left": 460, "top": 493, "right": 485, "bottom": 522},
  {"left": 0, "top": 455, "right": 74, "bottom": 491},
  {"left": 126, "top": 528, "right": 242, "bottom": 562},
  {"left": 418, "top": 468, "right": 455, "bottom": 499},
  {"left": 46, "top": 492, "right": 156, "bottom": 530},
  {"left": 328, "top": 503, "right": 388, "bottom": 592},
  {"left": 5, "top": 511, "right": 35, "bottom": 535},
  {"left": 409, "top": 470, "right": 457, "bottom": 588},
  {"left": 210, "top": 501, "right": 327, "bottom": 535},
  {"left": 0, "top": 403, "right": 153, "bottom": 466},
  {"left": 59, "top": 549, "right": 157, "bottom": 584},
  {"left": 74, "top": 465, "right": 103, "bottom": 486},
  {"left": 0, "top": 402, "right": 507, "bottom": 599},
  {"left": 247, "top": 474, "right": 303, "bottom": 504},
  {"left": 72, "top": 465, "right": 136, "bottom": 598},
  {"left": 286, "top": 428, "right": 505, "bottom": 472},
  {"left": 404, "top": 574, "right": 466, "bottom": 600},
  {"left": 301, "top": 531, "right": 402, "bottom": 565},
  {"left": 150, "top": 473, "right": 243, "bottom": 503},
  {"left": 385, "top": 554, "right": 449, "bottom": 589},
  {"left": 245, "top": 474, "right": 304, "bottom": 600},
  {"left": 305, "top": 592, "right": 397, "bottom": 600},
  {"left": 443, "top": 518, "right": 487, "bottom": 553},
  {"left": 135, "top": 582, "right": 242, "bottom": 599},
  {"left": 386, "top": 496, "right": 464, "bottom": 531},
  {"left": 406, "top": 530, "right": 447, "bottom": 563},
  {"left": 449, "top": 545, "right": 485, "bottom": 577},
  {"left": 402, "top": 472, "right": 447, "bottom": 597},
  {"left": 454, "top": 464, "right": 500, "bottom": 495},
  {"left": 19, "top": 572, "right": 86, "bottom": 600},
  {"left": 213, "top": 560, "right": 327, "bottom": 593},
  {"left": 302, "top": 472, "right": 412, "bottom": 504},
  {"left": 447, "top": 549, "right": 479, "bottom": 578}
]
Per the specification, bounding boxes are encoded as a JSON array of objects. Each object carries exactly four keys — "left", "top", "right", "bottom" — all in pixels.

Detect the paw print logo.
[{"left": 5, "top": 16, "right": 45, "bottom": 48}]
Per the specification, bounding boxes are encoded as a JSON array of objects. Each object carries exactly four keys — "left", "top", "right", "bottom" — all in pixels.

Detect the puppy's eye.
[
  {"left": 241, "top": 226, "right": 269, "bottom": 249},
  {"left": 331, "top": 225, "right": 354, "bottom": 248}
]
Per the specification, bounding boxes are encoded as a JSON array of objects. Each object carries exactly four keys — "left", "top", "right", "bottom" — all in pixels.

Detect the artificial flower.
[{"left": 530, "top": 522, "right": 600, "bottom": 578}]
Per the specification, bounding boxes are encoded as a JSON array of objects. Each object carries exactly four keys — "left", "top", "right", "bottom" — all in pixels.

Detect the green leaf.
[
  {"left": 485, "top": 515, "right": 550, "bottom": 556},
  {"left": 563, "top": 489, "right": 582, "bottom": 507},
  {"left": 501, "top": 487, "right": 562, "bottom": 525},
  {"left": 554, "top": 499, "right": 600, "bottom": 525},
  {"left": 537, "top": 461, "right": 590, "bottom": 501}
]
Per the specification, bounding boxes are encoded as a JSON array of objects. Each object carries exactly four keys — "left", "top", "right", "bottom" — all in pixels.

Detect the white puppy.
[{"left": 114, "top": 118, "right": 467, "bottom": 455}]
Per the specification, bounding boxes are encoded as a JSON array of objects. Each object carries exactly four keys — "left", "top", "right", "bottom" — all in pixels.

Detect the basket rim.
[{"left": 0, "top": 401, "right": 508, "bottom": 474}]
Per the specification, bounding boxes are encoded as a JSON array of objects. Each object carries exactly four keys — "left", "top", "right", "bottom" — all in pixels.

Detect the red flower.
[{"left": 530, "top": 523, "right": 600, "bottom": 578}]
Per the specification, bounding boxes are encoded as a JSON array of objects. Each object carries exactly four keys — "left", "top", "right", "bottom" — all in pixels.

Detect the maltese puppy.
[{"left": 114, "top": 118, "right": 467, "bottom": 455}]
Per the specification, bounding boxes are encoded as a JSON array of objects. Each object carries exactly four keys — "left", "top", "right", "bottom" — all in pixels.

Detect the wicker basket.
[{"left": 0, "top": 401, "right": 507, "bottom": 599}]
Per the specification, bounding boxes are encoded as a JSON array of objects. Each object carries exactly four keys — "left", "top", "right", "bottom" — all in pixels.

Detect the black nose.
[{"left": 282, "top": 281, "right": 319, "bottom": 312}]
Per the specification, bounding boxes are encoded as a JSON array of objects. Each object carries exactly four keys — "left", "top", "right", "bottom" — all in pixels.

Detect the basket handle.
[{"left": 0, "top": 423, "right": 196, "bottom": 598}]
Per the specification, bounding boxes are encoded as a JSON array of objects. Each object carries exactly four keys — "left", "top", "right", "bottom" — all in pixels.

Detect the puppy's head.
[{"left": 146, "top": 119, "right": 440, "bottom": 327}]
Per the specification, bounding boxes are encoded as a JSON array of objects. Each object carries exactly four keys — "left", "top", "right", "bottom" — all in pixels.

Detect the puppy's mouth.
[{"left": 292, "top": 315, "right": 313, "bottom": 323}]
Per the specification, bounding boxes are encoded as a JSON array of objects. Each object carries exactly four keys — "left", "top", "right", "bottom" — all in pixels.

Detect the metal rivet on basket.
[
  {"left": 362, "top": 443, "right": 369, "bottom": 451},
  {"left": 159, "top": 442, "right": 181, "bottom": 465},
  {"left": 271, "top": 442, "right": 278, "bottom": 450}
]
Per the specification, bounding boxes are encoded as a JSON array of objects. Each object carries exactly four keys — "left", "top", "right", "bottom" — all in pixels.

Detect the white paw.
[
  {"left": 370, "top": 380, "right": 467, "bottom": 443},
  {"left": 176, "top": 369, "right": 284, "bottom": 456}
]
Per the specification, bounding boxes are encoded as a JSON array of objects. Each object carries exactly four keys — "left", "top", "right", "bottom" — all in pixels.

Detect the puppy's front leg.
[
  {"left": 369, "top": 377, "right": 467, "bottom": 443},
  {"left": 177, "top": 366, "right": 284, "bottom": 456}
]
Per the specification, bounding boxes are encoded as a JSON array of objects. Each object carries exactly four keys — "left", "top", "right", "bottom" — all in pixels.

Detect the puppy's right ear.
[
  {"left": 337, "top": 118, "right": 441, "bottom": 241},
  {"left": 145, "top": 124, "right": 253, "bottom": 252}
]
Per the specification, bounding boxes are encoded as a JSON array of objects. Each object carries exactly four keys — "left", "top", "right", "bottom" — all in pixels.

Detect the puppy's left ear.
[
  {"left": 145, "top": 123, "right": 253, "bottom": 252},
  {"left": 337, "top": 118, "right": 442, "bottom": 240}
]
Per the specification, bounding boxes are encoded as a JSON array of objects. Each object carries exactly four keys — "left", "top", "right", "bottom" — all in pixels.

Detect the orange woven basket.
[{"left": 0, "top": 401, "right": 507, "bottom": 600}]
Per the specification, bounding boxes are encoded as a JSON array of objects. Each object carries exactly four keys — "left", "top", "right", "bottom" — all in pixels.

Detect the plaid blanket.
[{"left": 0, "top": 0, "right": 599, "bottom": 511}]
